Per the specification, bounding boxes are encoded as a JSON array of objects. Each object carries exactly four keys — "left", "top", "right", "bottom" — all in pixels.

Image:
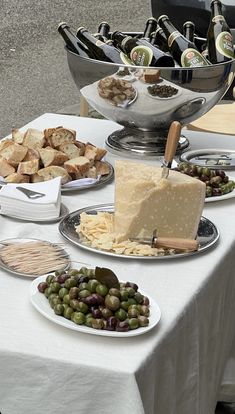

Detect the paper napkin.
[{"left": 0, "top": 177, "right": 62, "bottom": 220}]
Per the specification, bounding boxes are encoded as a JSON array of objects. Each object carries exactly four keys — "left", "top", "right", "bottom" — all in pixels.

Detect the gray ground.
[
  {"left": 1, "top": 1, "right": 235, "bottom": 413},
  {"left": 0, "top": 0, "right": 151, "bottom": 138}
]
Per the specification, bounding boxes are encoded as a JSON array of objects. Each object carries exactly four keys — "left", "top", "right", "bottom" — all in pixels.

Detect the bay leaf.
[{"left": 95, "top": 266, "right": 119, "bottom": 289}]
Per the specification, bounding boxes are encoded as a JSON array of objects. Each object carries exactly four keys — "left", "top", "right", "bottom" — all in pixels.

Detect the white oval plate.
[
  {"left": 30, "top": 275, "right": 161, "bottom": 337},
  {"left": 205, "top": 186, "right": 235, "bottom": 203}
]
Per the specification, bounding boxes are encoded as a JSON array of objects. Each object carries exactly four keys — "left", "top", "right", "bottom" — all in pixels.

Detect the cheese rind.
[{"left": 114, "top": 160, "right": 206, "bottom": 241}]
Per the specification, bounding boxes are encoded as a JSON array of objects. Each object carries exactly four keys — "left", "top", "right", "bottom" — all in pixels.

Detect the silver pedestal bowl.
[{"left": 66, "top": 47, "right": 235, "bottom": 157}]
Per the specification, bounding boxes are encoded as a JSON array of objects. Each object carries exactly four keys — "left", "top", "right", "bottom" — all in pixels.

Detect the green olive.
[
  {"left": 63, "top": 306, "right": 74, "bottom": 320},
  {"left": 44, "top": 286, "right": 53, "bottom": 298},
  {"left": 88, "top": 279, "right": 99, "bottom": 293},
  {"left": 91, "top": 319, "right": 104, "bottom": 329},
  {"left": 96, "top": 284, "right": 109, "bottom": 296},
  {"left": 64, "top": 278, "right": 77, "bottom": 289},
  {"left": 78, "top": 289, "right": 91, "bottom": 299},
  {"left": 128, "top": 318, "right": 139, "bottom": 330},
  {"left": 128, "top": 308, "right": 140, "bottom": 318},
  {"left": 69, "top": 287, "right": 79, "bottom": 299},
  {"left": 101, "top": 307, "right": 113, "bottom": 319},
  {"left": 120, "top": 289, "right": 129, "bottom": 301},
  {"left": 115, "top": 308, "right": 127, "bottom": 321},
  {"left": 50, "top": 282, "right": 61, "bottom": 293},
  {"left": 63, "top": 294, "right": 71, "bottom": 304},
  {"left": 58, "top": 287, "right": 69, "bottom": 299},
  {"left": 49, "top": 296, "right": 62, "bottom": 309},
  {"left": 134, "top": 292, "right": 144, "bottom": 304},
  {"left": 69, "top": 299, "right": 80, "bottom": 310},
  {"left": 138, "top": 315, "right": 149, "bottom": 327},
  {"left": 140, "top": 305, "right": 150, "bottom": 317},
  {"left": 71, "top": 312, "right": 85, "bottom": 325},
  {"left": 126, "top": 287, "right": 136, "bottom": 297},
  {"left": 54, "top": 304, "right": 64, "bottom": 316},
  {"left": 78, "top": 282, "right": 89, "bottom": 291},
  {"left": 105, "top": 295, "right": 120, "bottom": 311},
  {"left": 76, "top": 302, "right": 88, "bottom": 314},
  {"left": 46, "top": 274, "right": 55, "bottom": 284},
  {"left": 109, "top": 288, "right": 121, "bottom": 298},
  {"left": 68, "top": 269, "right": 80, "bottom": 277}
]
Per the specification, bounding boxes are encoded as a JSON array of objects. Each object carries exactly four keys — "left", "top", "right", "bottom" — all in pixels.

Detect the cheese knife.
[
  {"left": 162, "top": 121, "right": 182, "bottom": 179},
  {"left": 131, "top": 230, "right": 199, "bottom": 252}
]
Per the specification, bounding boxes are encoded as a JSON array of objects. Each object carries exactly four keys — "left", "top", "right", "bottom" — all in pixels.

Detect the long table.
[{"left": 0, "top": 113, "right": 235, "bottom": 414}]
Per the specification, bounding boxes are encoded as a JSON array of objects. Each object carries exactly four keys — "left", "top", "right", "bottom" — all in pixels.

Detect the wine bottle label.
[
  {"left": 181, "top": 48, "right": 209, "bottom": 67},
  {"left": 215, "top": 31, "right": 234, "bottom": 58},
  {"left": 168, "top": 31, "right": 181, "bottom": 48},
  {"left": 212, "top": 15, "right": 225, "bottom": 23},
  {"left": 129, "top": 46, "right": 153, "bottom": 66},
  {"left": 120, "top": 52, "right": 134, "bottom": 65}
]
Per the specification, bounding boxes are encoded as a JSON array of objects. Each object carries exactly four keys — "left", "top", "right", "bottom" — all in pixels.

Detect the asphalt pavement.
[{"left": 0, "top": 0, "right": 151, "bottom": 138}]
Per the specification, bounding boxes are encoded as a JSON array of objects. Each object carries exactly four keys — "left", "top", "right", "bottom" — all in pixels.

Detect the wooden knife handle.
[
  {"left": 153, "top": 236, "right": 199, "bottom": 251},
  {"left": 164, "top": 121, "right": 182, "bottom": 165}
]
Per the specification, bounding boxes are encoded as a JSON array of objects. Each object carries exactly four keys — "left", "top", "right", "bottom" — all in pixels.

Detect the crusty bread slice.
[
  {"left": 0, "top": 158, "right": 15, "bottom": 177},
  {"left": 39, "top": 148, "right": 69, "bottom": 167},
  {"left": 17, "top": 159, "right": 39, "bottom": 175},
  {"left": 58, "top": 143, "right": 83, "bottom": 159},
  {"left": 48, "top": 128, "right": 76, "bottom": 148},
  {"left": 23, "top": 148, "right": 40, "bottom": 162},
  {"left": 0, "top": 139, "right": 14, "bottom": 153},
  {"left": 12, "top": 128, "right": 25, "bottom": 144},
  {"left": 94, "top": 160, "right": 110, "bottom": 176},
  {"left": 0, "top": 143, "right": 28, "bottom": 165},
  {"left": 74, "top": 140, "right": 85, "bottom": 155},
  {"left": 43, "top": 126, "right": 63, "bottom": 140},
  {"left": 5, "top": 173, "right": 30, "bottom": 183},
  {"left": 84, "top": 166, "right": 97, "bottom": 179},
  {"left": 30, "top": 173, "right": 44, "bottom": 183},
  {"left": 64, "top": 156, "right": 90, "bottom": 175},
  {"left": 84, "top": 143, "right": 107, "bottom": 161},
  {"left": 23, "top": 128, "right": 45, "bottom": 149},
  {"left": 37, "top": 166, "right": 71, "bottom": 184}
]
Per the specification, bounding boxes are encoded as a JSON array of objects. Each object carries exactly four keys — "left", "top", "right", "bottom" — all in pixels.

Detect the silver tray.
[
  {"left": 180, "top": 149, "right": 235, "bottom": 170},
  {"left": 59, "top": 203, "right": 219, "bottom": 260},
  {"left": 61, "top": 161, "right": 114, "bottom": 192},
  {"left": 0, "top": 238, "right": 70, "bottom": 278},
  {"left": 0, "top": 203, "right": 69, "bottom": 223},
  {"left": 0, "top": 162, "right": 114, "bottom": 193}
]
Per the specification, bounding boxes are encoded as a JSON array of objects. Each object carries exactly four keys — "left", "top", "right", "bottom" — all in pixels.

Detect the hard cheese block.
[{"left": 114, "top": 160, "right": 206, "bottom": 240}]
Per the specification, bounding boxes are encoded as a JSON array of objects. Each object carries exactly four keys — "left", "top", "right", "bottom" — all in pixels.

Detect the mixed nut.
[{"left": 37, "top": 266, "right": 150, "bottom": 332}]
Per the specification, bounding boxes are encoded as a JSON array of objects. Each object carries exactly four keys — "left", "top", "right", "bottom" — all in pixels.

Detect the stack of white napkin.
[{"left": 0, "top": 177, "right": 62, "bottom": 221}]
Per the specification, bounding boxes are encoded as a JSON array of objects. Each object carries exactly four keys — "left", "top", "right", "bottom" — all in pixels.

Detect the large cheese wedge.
[{"left": 114, "top": 160, "right": 206, "bottom": 241}]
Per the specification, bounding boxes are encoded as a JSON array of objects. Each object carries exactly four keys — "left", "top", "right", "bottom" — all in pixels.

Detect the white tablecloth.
[{"left": 0, "top": 113, "right": 235, "bottom": 414}]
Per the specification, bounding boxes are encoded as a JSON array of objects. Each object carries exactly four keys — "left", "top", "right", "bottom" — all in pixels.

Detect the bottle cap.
[
  {"left": 157, "top": 15, "right": 169, "bottom": 24},
  {"left": 183, "top": 21, "right": 195, "bottom": 28},
  {"left": 58, "top": 22, "right": 69, "bottom": 31}
]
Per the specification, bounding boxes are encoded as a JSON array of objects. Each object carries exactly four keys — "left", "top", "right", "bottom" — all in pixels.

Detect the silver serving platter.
[
  {"left": 61, "top": 161, "right": 114, "bottom": 192},
  {"left": 0, "top": 162, "right": 114, "bottom": 193},
  {"left": 59, "top": 203, "right": 219, "bottom": 260},
  {"left": 0, "top": 238, "right": 71, "bottom": 278},
  {"left": 180, "top": 149, "right": 235, "bottom": 170}
]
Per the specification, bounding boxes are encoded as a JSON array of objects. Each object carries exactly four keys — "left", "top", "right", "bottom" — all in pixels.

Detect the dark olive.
[
  {"left": 212, "top": 187, "right": 222, "bottom": 196},
  {"left": 216, "top": 169, "right": 226, "bottom": 179},
  {"left": 91, "top": 308, "right": 103, "bottom": 319},
  {"left": 142, "top": 296, "right": 150, "bottom": 306},
  {"left": 78, "top": 275, "right": 89, "bottom": 284},
  {"left": 210, "top": 176, "right": 222, "bottom": 187},
  {"left": 37, "top": 282, "right": 48, "bottom": 293},
  {"left": 125, "top": 282, "right": 138, "bottom": 291},
  {"left": 91, "top": 293, "right": 105, "bottom": 306},
  {"left": 116, "top": 321, "right": 129, "bottom": 332},
  {"left": 83, "top": 295, "right": 97, "bottom": 306},
  {"left": 55, "top": 273, "right": 70, "bottom": 284},
  {"left": 105, "top": 316, "right": 118, "bottom": 331}
]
